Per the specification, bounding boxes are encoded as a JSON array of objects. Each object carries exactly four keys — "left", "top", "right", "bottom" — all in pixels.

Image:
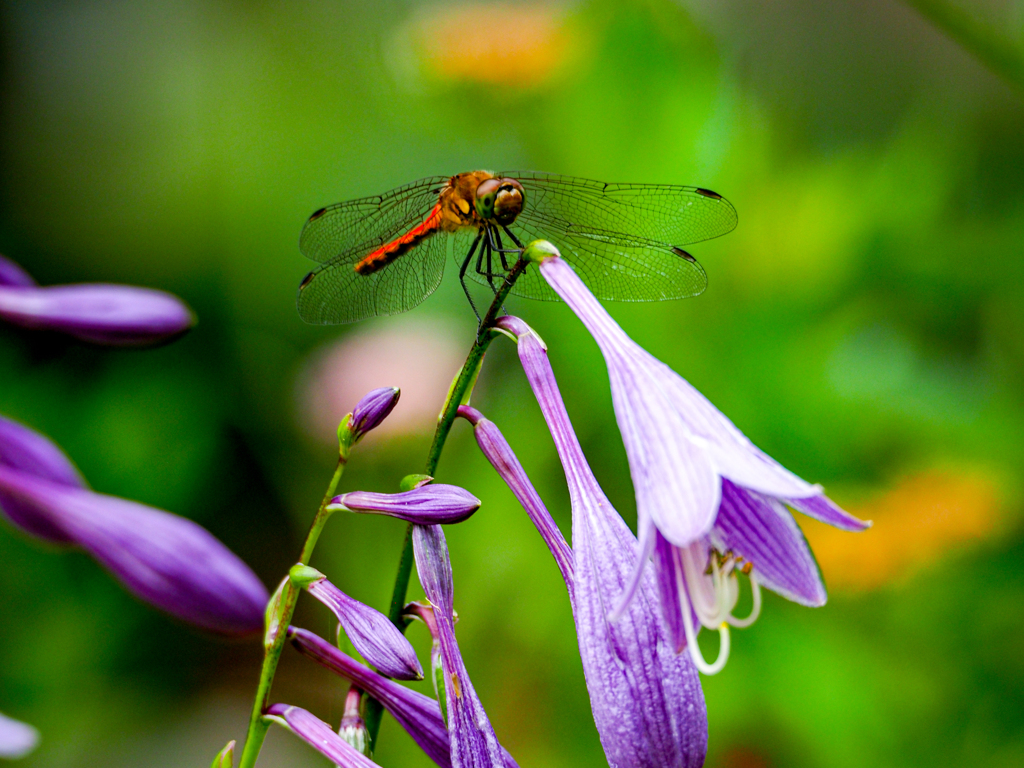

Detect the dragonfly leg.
[
  {"left": 500, "top": 224, "right": 525, "bottom": 251},
  {"left": 481, "top": 229, "right": 499, "bottom": 294},
  {"left": 493, "top": 228, "right": 510, "bottom": 273},
  {"left": 459, "top": 231, "right": 483, "bottom": 323}
]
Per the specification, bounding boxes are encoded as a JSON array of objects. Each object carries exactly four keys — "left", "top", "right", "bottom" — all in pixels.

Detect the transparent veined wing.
[
  {"left": 297, "top": 228, "right": 449, "bottom": 324},
  {"left": 299, "top": 176, "right": 450, "bottom": 265}
]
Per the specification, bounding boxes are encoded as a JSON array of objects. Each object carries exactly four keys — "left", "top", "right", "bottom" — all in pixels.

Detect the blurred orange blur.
[
  {"left": 406, "top": 2, "right": 571, "bottom": 88},
  {"left": 800, "top": 469, "right": 1006, "bottom": 592}
]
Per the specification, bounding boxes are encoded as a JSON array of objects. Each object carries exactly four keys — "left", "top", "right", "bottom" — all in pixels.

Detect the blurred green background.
[{"left": 1, "top": 0, "right": 1023, "bottom": 766}]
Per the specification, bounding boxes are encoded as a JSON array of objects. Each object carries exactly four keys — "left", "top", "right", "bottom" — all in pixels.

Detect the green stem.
[
  {"left": 238, "top": 457, "right": 347, "bottom": 768},
  {"left": 903, "top": 0, "right": 1024, "bottom": 90},
  {"left": 363, "top": 256, "right": 528, "bottom": 747}
]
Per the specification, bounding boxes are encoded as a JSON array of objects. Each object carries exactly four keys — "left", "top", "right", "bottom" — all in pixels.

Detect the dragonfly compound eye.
[
  {"left": 474, "top": 178, "right": 500, "bottom": 219},
  {"left": 492, "top": 179, "right": 525, "bottom": 225}
]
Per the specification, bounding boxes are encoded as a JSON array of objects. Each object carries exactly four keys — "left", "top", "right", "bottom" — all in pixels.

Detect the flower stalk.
[{"left": 363, "top": 255, "right": 528, "bottom": 746}]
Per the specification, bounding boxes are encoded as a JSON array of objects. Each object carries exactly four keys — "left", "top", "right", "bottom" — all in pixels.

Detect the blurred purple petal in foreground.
[
  {"left": 329, "top": 485, "right": 480, "bottom": 525},
  {"left": 0, "top": 416, "right": 267, "bottom": 635},
  {"left": 0, "top": 255, "right": 194, "bottom": 346},
  {"left": 0, "top": 711, "right": 39, "bottom": 759}
]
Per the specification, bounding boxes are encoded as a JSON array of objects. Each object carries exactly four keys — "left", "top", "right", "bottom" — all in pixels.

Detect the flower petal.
[
  {"left": 0, "top": 467, "right": 267, "bottom": 634},
  {"left": 714, "top": 480, "right": 827, "bottom": 606},
  {"left": 0, "top": 283, "right": 195, "bottom": 346},
  {"left": 306, "top": 577, "right": 423, "bottom": 680},
  {"left": 265, "top": 704, "right": 380, "bottom": 767},
  {"left": 787, "top": 493, "right": 871, "bottom": 531},
  {"left": 0, "top": 711, "right": 39, "bottom": 759},
  {"left": 0, "top": 255, "right": 35, "bottom": 287},
  {"left": 330, "top": 485, "right": 480, "bottom": 525},
  {"left": 0, "top": 415, "right": 83, "bottom": 542}
]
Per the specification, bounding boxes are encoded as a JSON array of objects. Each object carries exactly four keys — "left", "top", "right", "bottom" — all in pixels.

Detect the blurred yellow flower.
[
  {"left": 399, "top": 2, "right": 572, "bottom": 88},
  {"left": 801, "top": 469, "right": 1005, "bottom": 592}
]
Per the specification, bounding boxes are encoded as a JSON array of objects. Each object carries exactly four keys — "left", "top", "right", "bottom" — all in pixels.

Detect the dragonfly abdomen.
[{"left": 354, "top": 203, "right": 443, "bottom": 276}]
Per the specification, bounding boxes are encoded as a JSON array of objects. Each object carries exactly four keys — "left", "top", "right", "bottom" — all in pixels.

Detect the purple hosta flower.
[
  {"left": 346, "top": 386, "right": 401, "bottom": 445},
  {"left": 0, "top": 415, "right": 268, "bottom": 635},
  {"left": 528, "top": 246, "right": 869, "bottom": 672},
  {"left": 0, "top": 255, "right": 194, "bottom": 346},
  {"left": 328, "top": 485, "right": 481, "bottom": 526},
  {"left": 493, "top": 315, "right": 707, "bottom": 768},
  {"left": 265, "top": 704, "right": 380, "bottom": 768},
  {"left": 289, "top": 564, "right": 423, "bottom": 680},
  {"left": 0, "top": 711, "right": 39, "bottom": 759},
  {"left": 289, "top": 627, "right": 452, "bottom": 767}
]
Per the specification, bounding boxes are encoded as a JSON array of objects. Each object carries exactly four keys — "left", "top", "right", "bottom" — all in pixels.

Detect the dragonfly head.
[{"left": 475, "top": 178, "right": 525, "bottom": 226}]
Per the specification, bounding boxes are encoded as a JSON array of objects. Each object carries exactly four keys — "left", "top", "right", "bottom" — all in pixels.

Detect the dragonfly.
[{"left": 297, "top": 171, "right": 738, "bottom": 324}]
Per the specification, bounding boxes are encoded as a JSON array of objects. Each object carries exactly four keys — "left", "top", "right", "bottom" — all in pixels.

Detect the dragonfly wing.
[
  {"left": 502, "top": 172, "right": 738, "bottom": 246},
  {"left": 299, "top": 176, "right": 450, "bottom": 264},
  {"left": 297, "top": 230, "right": 449, "bottom": 324},
  {"left": 502, "top": 215, "right": 707, "bottom": 302}
]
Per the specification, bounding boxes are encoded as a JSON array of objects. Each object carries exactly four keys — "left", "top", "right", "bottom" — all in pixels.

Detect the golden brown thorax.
[{"left": 438, "top": 171, "right": 495, "bottom": 232}]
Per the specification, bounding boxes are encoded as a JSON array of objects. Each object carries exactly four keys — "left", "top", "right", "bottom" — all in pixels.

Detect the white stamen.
[{"left": 727, "top": 574, "right": 762, "bottom": 628}]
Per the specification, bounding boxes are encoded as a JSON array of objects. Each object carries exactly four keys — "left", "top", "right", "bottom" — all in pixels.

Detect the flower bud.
[
  {"left": 298, "top": 572, "right": 422, "bottom": 680},
  {"left": 339, "top": 387, "right": 400, "bottom": 454},
  {"left": 210, "top": 739, "right": 235, "bottom": 768},
  {"left": 522, "top": 238, "right": 560, "bottom": 264},
  {"left": 338, "top": 686, "right": 371, "bottom": 757},
  {"left": 328, "top": 485, "right": 480, "bottom": 526}
]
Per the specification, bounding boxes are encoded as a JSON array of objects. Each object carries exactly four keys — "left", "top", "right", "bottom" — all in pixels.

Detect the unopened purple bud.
[
  {"left": 294, "top": 566, "right": 422, "bottom": 680},
  {"left": 0, "top": 415, "right": 83, "bottom": 543},
  {"left": 328, "top": 485, "right": 480, "bottom": 526},
  {"left": 0, "top": 282, "right": 195, "bottom": 346},
  {"left": 0, "top": 255, "right": 36, "bottom": 287},
  {"left": 266, "top": 704, "right": 380, "bottom": 768},
  {"left": 0, "top": 465, "right": 267, "bottom": 635},
  {"left": 339, "top": 686, "right": 371, "bottom": 757},
  {"left": 346, "top": 387, "right": 400, "bottom": 445},
  {"left": 210, "top": 739, "right": 235, "bottom": 768},
  {"left": 0, "top": 712, "right": 39, "bottom": 759}
]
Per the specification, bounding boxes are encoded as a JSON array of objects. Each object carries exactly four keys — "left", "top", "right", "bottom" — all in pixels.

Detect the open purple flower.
[
  {"left": 0, "top": 415, "right": 268, "bottom": 635},
  {"left": 328, "top": 485, "right": 481, "bottom": 526},
  {"left": 492, "top": 316, "right": 707, "bottom": 768},
  {"left": 0, "top": 711, "right": 39, "bottom": 759},
  {"left": 413, "top": 523, "right": 518, "bottom": 768},
  {"left": 529, "top": 246, "right": 869, "bottom": 673},
  {"left": 0, "top": 254, "right": 194, "bottom": 346},
  {"left": 289, "top": 564, "right": 423, "bottom": 680}
]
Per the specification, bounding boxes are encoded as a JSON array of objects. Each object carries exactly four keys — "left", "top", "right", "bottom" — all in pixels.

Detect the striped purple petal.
[
  {"left": 304, "top": 575, "right": 423, "bottom": 680},
  {"left": 329, "top": 485, "right": 480, "bottom": 525}
]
